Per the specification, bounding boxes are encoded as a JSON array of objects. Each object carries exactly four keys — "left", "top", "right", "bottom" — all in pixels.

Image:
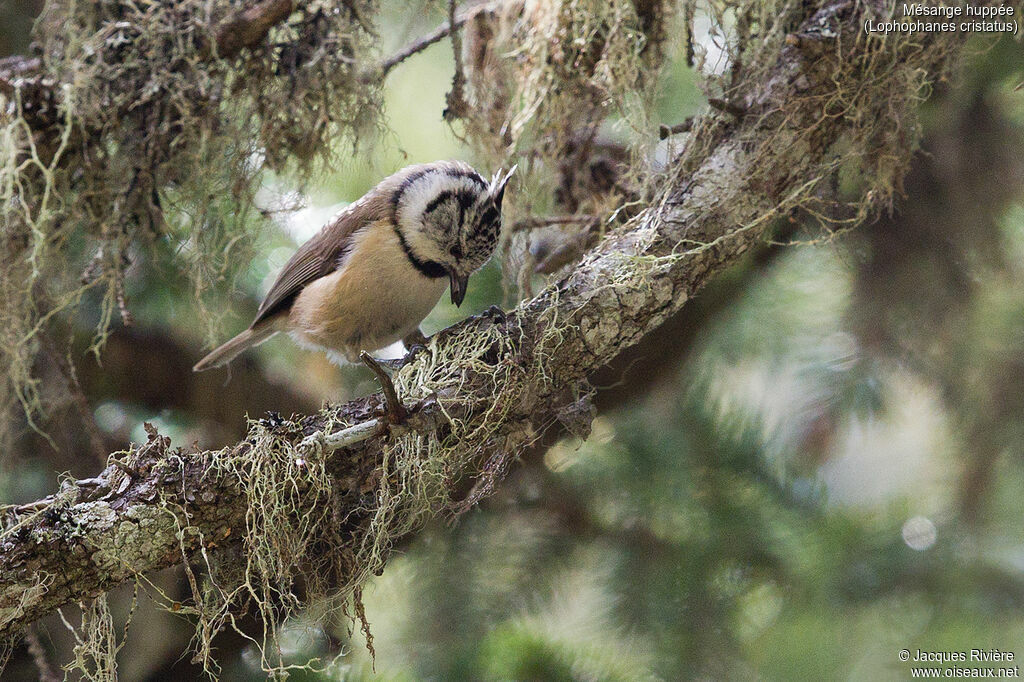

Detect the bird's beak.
[{"left": 449, "top": 271, "right": 469, "bottom": 307}]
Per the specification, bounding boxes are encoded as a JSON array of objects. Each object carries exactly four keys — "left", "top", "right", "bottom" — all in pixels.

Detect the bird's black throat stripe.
[{"left": 392, "top": 226, "right": 447, "bottom": 279}]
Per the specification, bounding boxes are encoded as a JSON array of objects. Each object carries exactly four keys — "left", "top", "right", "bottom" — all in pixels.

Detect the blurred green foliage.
[{"left": 332, "top": 244, "right": 1024, "bottom": 681}]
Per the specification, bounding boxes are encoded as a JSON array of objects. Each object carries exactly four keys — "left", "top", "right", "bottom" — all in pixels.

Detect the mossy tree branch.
[
  {"left": 0, "top": 0, "right": 972, "bottom": 640},
  {"left": 0, "top": 0, "right": 298, "bottom": 103}
]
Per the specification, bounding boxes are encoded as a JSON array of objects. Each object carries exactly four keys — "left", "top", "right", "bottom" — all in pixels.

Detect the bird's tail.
[{"left": 193, "top": 324, "right": 278, "bottom": 372}]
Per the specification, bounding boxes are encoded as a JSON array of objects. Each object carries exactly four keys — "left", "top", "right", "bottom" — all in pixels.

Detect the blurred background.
[{"left": 3, "top": 2, "right": 1024, "bottom": 680}]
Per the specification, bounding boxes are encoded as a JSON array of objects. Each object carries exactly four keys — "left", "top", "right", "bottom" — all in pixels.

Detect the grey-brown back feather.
[{"left": 251, "top": 194, "right": 386, "bottom": 326}]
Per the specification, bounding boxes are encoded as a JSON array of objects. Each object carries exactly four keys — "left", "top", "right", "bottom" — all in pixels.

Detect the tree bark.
[{"left": 0, "top": 0, "right": 971, "bottom": 637}]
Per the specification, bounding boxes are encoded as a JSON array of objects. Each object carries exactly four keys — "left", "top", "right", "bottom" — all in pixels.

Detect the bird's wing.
[{"left": 251, "top": 196, "right": 382, "bottom": 326}]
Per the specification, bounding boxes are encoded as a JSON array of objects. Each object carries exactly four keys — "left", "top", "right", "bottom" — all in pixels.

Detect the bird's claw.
[
  {"left": 373, "top": 357, "right": 406, "bottom": 371},
  {"left": 372, "top": 343, "right": 429, "bottom": 372},
  {"left": 481, "top": 305, "right": 506, "bottom": 323},
  {"left": 405, "top": 343, "right": 429, "bottom": 361}
]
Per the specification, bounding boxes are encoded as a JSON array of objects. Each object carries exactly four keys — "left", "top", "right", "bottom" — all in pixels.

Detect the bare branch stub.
[
  {"left": 659, "top": 120, "right": 694, "bottom": 139},
  {"left": 360, "top": 351, "right": 408, "bottom": 424},
  {"left": 707, "top": 97, "right": 747, "bottom": 118}
]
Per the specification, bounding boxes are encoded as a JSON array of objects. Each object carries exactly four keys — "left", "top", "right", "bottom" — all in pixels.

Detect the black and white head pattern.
[{"left": 391, "top": 162, "right": 514, "bottom": 281}]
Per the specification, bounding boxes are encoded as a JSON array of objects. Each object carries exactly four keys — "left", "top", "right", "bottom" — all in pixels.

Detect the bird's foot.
[
  {"left": 404, "top": 343, "right": 429, "bottom": 362},
  {"left": 373, "top": 357, "right": 405, "bottom": 371},
  {"left": 480, "top": 305, "right": 506, "bottom": 323},
  {"left": 360, "top": 351, "right": 408, "bottom": 424}
]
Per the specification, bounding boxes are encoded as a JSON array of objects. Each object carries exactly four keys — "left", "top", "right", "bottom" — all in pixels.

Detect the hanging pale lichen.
[
  {"left": 0, "top": 0, "right": 381, "bottom": 445},
  {"left": 161, "top": 312, "right": 556, "bottom": 672},
  {"left": 456, "top": 0, "right": 676, "bottom": 305},
  {"left": 58, "top": 591, "right": 136, "bottom": 682},
  {"left": 462, "top": 0, "right": 672, "bottom": 161}
]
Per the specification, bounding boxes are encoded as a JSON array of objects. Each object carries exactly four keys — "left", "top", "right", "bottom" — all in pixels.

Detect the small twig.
[
  {"left": 0, "top": 55, "right": 42, "bottom": 74},
  {"left": 80, "top": 249, "right": 105, "bottom": 285},
  {"left": 453, "top": 449, "right": 513, "bottom": 514},
  {"left": 74, "top": 477, "right": 113, "bottom": 503},
  {"left": 301, "top": 418, "right": 386, "bottom": 454},
  {"left": 784, "top": 31, "right": 834, "bottom": 52},
  {"left": 511, "top": 215, "right": 596, "bottom": 232},
  {"left": 447, "top": 0, "right": 463, "bottom": 74},
  {"left": 0, "top": 55, "right": 43, "bottom": 95},
  {"left": 360, "top": 351, "right": 407, "bottom": 423},
  {"left": 534, "top": 233, "right": 592, "bottom": 274},
  {"left": 4, "top": 498, "right": 53, "bottom": 515},
  {"left": 114, "top": 271, "right": 134, "bottom": 327},
  {"left": 707, "top": 97, "right": 747, "bottom": 118},
  {"left": 111, "top": 459, "right": 141, "bottom": 481},
  {"left": 374, "top": 2, "right": 498, "bottom": 81},
  {"left": 683, "top": 1, "right": 695, "bottom": 68},
  {"left": 376, "top": 17, "right": 465, "bottom": 79}
]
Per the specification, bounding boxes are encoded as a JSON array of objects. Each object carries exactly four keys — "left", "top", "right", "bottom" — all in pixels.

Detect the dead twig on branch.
[
  {"left": 510, "top": 215, "right": 597, "bottom": 232},
  {"left": 206, "top": 0, "right": 296, "bottom": 59},
  {"left": 1, "top": 0, "right": 300, "bottom": 104},
  {"left": 360, "top": 352, "right": 408, "bottom": 424},
  {"left": 372, "top": 2, "right": 496, "bottom": 81},
  {"left": 443, "top": 0, "right": 471, "bottom": 121}
]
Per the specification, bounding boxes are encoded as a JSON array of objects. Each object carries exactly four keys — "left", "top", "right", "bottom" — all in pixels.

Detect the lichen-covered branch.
[
  {"left": 0, "top": 0, "right": 380, "bottom": 444},
  {"left": 0, "top": 0, "right": 300, "bottom": 104},
  {"left": 0, "top": 0, "right": 971, "bottom": 646}
]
